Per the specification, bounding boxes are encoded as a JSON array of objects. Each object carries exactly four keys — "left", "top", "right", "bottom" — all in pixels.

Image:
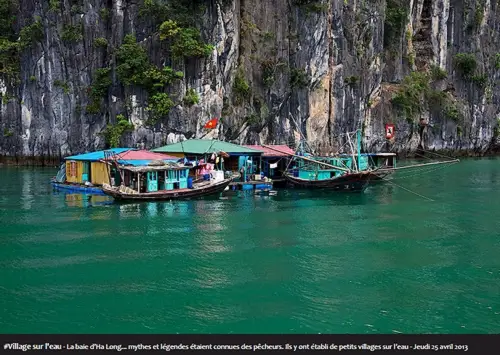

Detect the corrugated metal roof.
[
  {"left": 113, "top": 150, "right": 178, "bottom": 161},
  {"left": 65, "top": 148, "right": 133, "bottom": 161},
  {"left": 152, "top": 139, "right": 263, "bottom": 155},
  {"left": 243, "top": 145, "right": 294, "bottom": 157}
]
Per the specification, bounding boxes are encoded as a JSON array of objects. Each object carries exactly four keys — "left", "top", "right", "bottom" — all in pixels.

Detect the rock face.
[{"left": 0, "top": 0, "right": 499, "bottom": 162}]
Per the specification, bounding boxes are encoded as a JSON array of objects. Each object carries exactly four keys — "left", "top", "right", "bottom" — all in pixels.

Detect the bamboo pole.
[
  {"left": 346, "top": 132, "right": 358, "bottom": 172},
  {"left": 261, "top": 145, "right": 351, "bottom": 172},
  {"left": 375, "top": 159, "right": 460, "bottom": 172}
]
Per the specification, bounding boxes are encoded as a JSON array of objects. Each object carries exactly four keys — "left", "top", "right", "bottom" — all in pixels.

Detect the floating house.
[
  {"left": 152, "top": 139, "right": 263, "bottom": 175},
  {"left": 53, "top": 149, "right": 178, "bottom": 195}
]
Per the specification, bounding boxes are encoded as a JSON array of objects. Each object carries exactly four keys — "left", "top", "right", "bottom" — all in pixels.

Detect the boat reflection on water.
[
  {"left": 223, "top": 189, "right": 278, "bottom": 199},
  {"left": 279, "top": 188, "right": 370, "bottom": 206},
  {"left": 117, "top": 201, "right": 193, "bottom": 219},
  {"left": 366, "top": 184, "right": 396, "bottom": 205},
  {"left": 163, "top": 201, "right": 191, "bottom": 218},
  {"left": 57, "top": 192, "right": 114, "bottom": 208}
]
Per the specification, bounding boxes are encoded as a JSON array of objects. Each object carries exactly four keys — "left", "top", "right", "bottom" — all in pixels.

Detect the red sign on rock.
[{"left": 385, "top": 124, "right": 395, "bottom": 140}]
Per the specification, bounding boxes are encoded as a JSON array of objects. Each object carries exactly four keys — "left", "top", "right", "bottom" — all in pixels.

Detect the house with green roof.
[
  {"left": 152, "top": 139, "right": 264, "bottom": 177},
  {"left": 152, "top": 139, "right": 262, "bottom": 156}
]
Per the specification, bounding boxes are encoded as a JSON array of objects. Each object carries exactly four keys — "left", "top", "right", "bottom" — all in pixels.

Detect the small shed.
[{"left": 64, "top": 148, "right": 132, "bottom": 185}]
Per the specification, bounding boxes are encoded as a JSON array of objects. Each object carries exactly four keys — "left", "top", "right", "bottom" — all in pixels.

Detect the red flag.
[{"left": 204, "top": 118, "right": 218, "bottom": 129}]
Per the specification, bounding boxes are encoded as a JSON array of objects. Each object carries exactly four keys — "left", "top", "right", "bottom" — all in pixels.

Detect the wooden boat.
[
  {"left": 284, "top": 170, "right": 374, "bottom": 191},
  {"left": 102, "top": 178, "right": 232, "bottom": 201},
  {"left": 100, "top": 158, "right": 232, "bottom": 202}
]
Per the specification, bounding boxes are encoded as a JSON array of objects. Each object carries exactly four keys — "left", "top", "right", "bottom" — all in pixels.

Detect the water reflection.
[
  {"left": 162, "top": 201, "right": 192, "bottom": 218},
  {"left": 21, "top": 170, "right": 33, "bottom": 210},
  {"left": 146, "top": 203, "right": 157, "bottom": 217},
  {"left": 52, "top": 192, "right": 114, "bottom": 208},
  {"left": 118, "top": 203, "right": 141, "bottom": 218}
]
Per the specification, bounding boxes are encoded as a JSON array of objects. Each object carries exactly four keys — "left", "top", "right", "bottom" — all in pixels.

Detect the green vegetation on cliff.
[
  {"left": 102, "top": 114, "right": 134, "bottom": 148},
  {"left": 0, "top": 1, "right": 44, "bottom": 84},
  {"left": 183, "top": 88, "right": 199, "bottom": 106},
  {"left": 384, "top": 0, "right": 408, "bottom": 48},
  {"left": 159, "top": 20, "right": 213, "bottom": 58},
  {"left": 392, "top": 71, "right": 461, "bottom": 123},
  {"left": 88, "top": 34, "right": 184, "bottom": 123},
  {"left": 86, "top": 68, "right": 112, "bottom": 114}
]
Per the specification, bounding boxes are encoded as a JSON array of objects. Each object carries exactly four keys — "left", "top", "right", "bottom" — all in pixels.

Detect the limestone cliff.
[{"left": 0, "top": 0, "right": 499, "bottom": 163}]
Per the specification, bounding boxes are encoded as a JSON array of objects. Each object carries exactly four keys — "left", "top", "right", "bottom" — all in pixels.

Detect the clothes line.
[{"left": 261, "top": 157, "right": 287, "bottom": 168}]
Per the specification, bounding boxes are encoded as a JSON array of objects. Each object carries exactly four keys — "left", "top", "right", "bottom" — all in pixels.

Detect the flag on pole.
[{"left": 204, "top": 118, "right": 218, "bottom": 129}]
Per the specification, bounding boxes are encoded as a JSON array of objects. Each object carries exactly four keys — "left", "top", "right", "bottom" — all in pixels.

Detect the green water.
[{"left": 0, "top": 159, "right": 499, "bottom": 334}]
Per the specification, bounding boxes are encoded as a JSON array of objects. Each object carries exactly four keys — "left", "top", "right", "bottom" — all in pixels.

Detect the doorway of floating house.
[
  {"left": 82, "top": 162, "right": 90, "bottom": 183},
  {"left": 147, "top": 171, "right": 158, "bottom": 192}
]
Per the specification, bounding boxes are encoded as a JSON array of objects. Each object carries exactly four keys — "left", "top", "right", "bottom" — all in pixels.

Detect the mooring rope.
[
  {"left": 378, "top": 175, "right": 435, "bottom": 202},
  {"left": 387, "top": 161, "right": 459, "bottom": 181}
]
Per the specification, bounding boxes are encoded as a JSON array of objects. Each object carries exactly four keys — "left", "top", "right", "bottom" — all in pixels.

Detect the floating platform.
[
  {"left": 51, "top": 181, "right": 106, "bottom": 195},
  {"left": 229, "top": 180, "right": 273, "bottom": 191}
]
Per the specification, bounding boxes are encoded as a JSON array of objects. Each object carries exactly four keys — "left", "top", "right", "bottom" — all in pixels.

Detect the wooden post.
[{"left": 137, "top": 173, "right": 141, "bottom": 193}]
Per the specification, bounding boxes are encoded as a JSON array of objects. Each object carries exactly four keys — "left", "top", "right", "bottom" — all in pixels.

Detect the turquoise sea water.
[{"left": 0, "top": 158, "right": 499, "bottom": 334}]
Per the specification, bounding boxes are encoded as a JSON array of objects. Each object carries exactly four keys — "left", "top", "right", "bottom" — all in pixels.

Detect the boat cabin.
[
  {"left": 291, "top": 155, "right": 370, "bottom": 180},
  {"left": 115, "top": 165, "right": 193, "bottom": 193},
  {"left": 363, "top": 153, "right": 397, "bottom": 169}
]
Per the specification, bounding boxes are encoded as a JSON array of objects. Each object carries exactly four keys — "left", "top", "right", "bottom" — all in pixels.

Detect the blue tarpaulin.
[{"left": 65, "top": 148, "right": 132, "bottom": 161}]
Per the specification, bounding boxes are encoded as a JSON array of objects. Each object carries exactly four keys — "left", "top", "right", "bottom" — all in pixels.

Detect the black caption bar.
[{"left": 0, "top": 335, "right": 496, "bottom": 354}]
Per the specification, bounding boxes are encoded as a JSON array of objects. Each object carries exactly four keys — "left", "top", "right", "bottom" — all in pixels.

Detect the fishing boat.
[
  {"left": 283, "top": 156, "right": 375, "bottom": 191},
  {"left": 100, "top": 157, "right": 232, "bottom": 202},
  {"left": 262, "top": 130, "right": 378, "bottom": 192},
  {"left": 263, "top": 129, "right": 458, "bottom": 193}
]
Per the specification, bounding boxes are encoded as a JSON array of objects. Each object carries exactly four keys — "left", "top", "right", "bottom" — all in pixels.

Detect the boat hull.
[
  {"left": 51, "top": 181, "right": 105, "bottom": 195},
  {"left": 102, "top": 178, "right": 232, "bottom": 201},
  {"left": 284, "top": 172, "right": 374, "bottom": 191}
]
